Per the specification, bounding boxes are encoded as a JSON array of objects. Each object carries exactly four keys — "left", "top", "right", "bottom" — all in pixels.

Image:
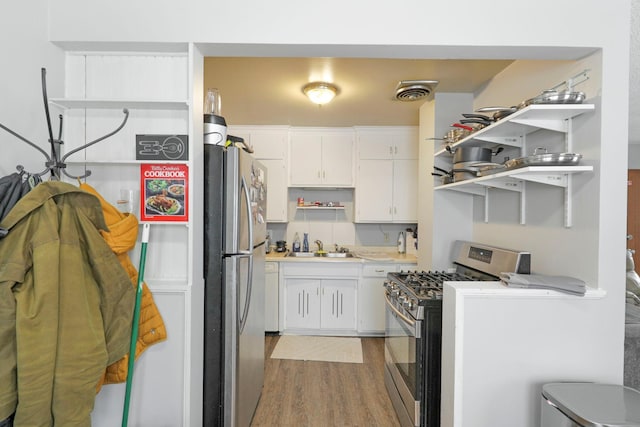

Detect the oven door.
[{"left": 384, "top": 291, "right": 422, "bottom": 427}]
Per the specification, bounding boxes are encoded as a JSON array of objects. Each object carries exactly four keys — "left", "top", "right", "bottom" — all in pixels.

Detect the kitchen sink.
[
  {"left": 286, "top": 251, "right": 354, "bottom": 258},
  {"left": 286, "top": 252, "right": 318, "bottom": 257},
  {"left": 323, "top": 252, "right": 354, "bottom": 258}
]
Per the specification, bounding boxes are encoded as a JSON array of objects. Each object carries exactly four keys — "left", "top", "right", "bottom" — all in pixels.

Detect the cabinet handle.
[
  {"left": 317, "top": 170, "right": 321, "bottom": 178},
  {"left": 375, "top": 269, "right": 385, "bottom": 273},
  {"left": 395, "top": 146, "right": 398, "bottom": 155},
  {"left": 298, "top": 292, "right": 302, "bottom": 316},
  {"left": 323, "top": 170, "right": 326, "bottom": 179},
  {"left": 394, "top": 207, "right": 397, "bottom": 214},
  {"left": 389, "top": 207, "right": 393, "bottom": 214},
  {"left": 341, "top": 293, "right": 343, "bottom": 315},
  {"left": 332, "top": 293, "right": 335, "bottom": 316},
  {"left": 306, "top": 293, "right": 309, "bottom": 315},
  {"left": 389, "top": 146, "right": 393, "bottom": 155}
]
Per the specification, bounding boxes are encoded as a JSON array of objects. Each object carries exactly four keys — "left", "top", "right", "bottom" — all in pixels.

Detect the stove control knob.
[{"left": 403, "top": 299, "right": 414, "bottom": 310}]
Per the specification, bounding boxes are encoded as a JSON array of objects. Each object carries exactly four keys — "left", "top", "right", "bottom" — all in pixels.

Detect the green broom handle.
[{"left": 122, "top": 223, "right": 150, "bottom": 427}]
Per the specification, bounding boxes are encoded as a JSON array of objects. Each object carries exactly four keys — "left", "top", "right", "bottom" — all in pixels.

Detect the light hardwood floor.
[{"left": 251, "top": 335, "right": 400, "bottom": 427}]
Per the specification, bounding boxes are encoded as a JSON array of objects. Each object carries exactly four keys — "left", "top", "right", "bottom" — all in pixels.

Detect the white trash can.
[{"left": 541, "top": 383, "right": 640, "bottom": 426}]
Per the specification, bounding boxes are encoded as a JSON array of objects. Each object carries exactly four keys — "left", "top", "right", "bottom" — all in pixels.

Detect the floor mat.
[{"left": 270, "top": 336, "right": 363, "bottom": 363}]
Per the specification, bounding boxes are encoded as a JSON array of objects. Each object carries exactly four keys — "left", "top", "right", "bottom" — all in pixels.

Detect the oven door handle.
[{"left": 384, "top": 293, "right": 421, "bottom": 338}]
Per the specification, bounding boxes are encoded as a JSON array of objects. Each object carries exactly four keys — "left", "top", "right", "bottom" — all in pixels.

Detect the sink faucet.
[{"left": 314, "top": 239, "right": 323, "bottom": 251}]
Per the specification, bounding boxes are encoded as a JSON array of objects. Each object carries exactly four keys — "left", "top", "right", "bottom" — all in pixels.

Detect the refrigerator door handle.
[
  {"left": 238, "top": 175, "right": 253, "bottom": 255},
  {"left": 239, "top": 253, "right": 253, "bottom": 334},
  {"left": 238, "top": 175, "right": 254, "bottom": 334}
]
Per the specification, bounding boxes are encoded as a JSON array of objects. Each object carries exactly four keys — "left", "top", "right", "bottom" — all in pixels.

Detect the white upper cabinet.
[
  {"left": 227, "top": 126, "right": 289, "bottom": 222},
  {"left": 289, "top": 128, "right": 354, "bottom": 187},
  {"left": 355, "top": 127, "right": 419, "bottom": 223},
  {"left": 356, "top": 127, "right": 419, "bottom": 160}
]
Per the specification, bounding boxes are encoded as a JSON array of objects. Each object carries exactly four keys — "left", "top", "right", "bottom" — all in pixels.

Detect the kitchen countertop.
[{"left": 266, "top": 248, "right": 417, "bottom": 264}]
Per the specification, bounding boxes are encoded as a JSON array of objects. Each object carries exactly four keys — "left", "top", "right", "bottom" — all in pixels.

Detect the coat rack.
[{"left": 0, "top": 68, "right": 129, "bottom": 180}]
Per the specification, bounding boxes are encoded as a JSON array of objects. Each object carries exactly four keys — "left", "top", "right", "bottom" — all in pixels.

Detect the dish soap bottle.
[
  {"left": 302, "top": 233, "right": 309, "bottom": 252},
  {"left": 292, "top": 232, "right": 301, "bottom": 252},
  {"left": 397, "top": 231, "right": 406, "bottom": 254}
]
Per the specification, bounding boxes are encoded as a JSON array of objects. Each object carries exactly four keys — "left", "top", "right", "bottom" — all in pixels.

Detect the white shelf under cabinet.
[
  {"left": 49, "top": 98, "right": 189, "bottom": 110},
  {"left": 296, "top": 206, "right": 345, "bottom": 210},
  {"left": 434, "top": 104, "right": 595, "bottom": 155}
]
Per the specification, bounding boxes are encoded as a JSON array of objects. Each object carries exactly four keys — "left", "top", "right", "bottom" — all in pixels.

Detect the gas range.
[
  {"left": 383, "top": 241, "right": 531, "bottom": 427},
  {"left": 385, "top": 240, "right": 531, "bottom": 316},
  {"left": 383, "top": 271, "right": 472, "bottom": 321}
]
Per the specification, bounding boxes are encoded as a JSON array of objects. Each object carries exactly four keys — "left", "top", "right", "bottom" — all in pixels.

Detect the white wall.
[
  {"left": 1, "top": 2, "right": 64, "bottom": 177},
  {"left": 47, "top": 1, "right": 621, "bottom": 60}
]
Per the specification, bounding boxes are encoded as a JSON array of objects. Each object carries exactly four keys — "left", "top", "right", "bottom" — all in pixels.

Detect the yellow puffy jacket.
[{"left": 80, "top": 183, "right": 167, "bottom": 386}]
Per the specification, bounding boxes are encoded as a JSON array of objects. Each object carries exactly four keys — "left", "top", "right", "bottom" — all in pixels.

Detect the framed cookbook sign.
[{"left": 140, "top": 163, "right": 189, "bottom": 223}]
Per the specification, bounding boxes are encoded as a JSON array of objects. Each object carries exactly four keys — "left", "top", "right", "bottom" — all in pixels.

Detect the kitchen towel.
[
  {"left": 500, "top": 272, "right": 586, "bottom": 296},
  {"left": 270, "top": 336, "right": 363, "bottom": 364}
]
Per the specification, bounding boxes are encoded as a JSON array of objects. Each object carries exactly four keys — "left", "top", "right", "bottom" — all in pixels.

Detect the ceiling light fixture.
[{"left": 302, "top": 81, "right": 339, "bottom": 105}]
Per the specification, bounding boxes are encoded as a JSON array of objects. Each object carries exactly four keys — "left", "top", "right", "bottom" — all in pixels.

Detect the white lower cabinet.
[
  {"left": 285, "top": 278, "right": 356, "bottom": 332},
  {"left": 285, "top": 279, "right": 322, "bottom": 329},
  {"left": 282, "top": 261, "right": 417, "bottom": 336},
  {"left": 283, "top": 263, "right": 358, "bottom": 334},
  {"left": 357, "top": 263, "right": 416, "bottom": 334},
  {"left": 320, "top": 280, "right": 357, "bottom": 330},
  {"left": 358, "top": 264, "right": 396, "bottom": 334}
]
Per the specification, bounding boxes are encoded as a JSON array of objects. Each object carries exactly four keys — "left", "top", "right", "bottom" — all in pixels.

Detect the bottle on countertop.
[
  {"left": 302, "top": 233, "right": 309, "bottom": 252},
  {"left": 397, "top": 231, "right": 406, "bottom": 254},
  {"left": 292, "top": 232, "right": 301, "bottom": 252}
]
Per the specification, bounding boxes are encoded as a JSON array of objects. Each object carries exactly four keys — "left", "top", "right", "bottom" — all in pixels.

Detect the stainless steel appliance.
[
  {"left": 383, "top": 241, "right": 531, "bottom": 427},
  {"left": 203, "top": 133, "right": 268, "bottom": 427},
  {"left": 541, "top": 383, "right": 640, "bottom": 426}
]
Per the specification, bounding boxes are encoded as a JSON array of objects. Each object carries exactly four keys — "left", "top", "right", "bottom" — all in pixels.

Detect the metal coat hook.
[
  {"left": 0, "top": 68, "right": 130, "bottom": 180},
  {"left": 62, "top": 108, "right": 130, "bottom": 180}
]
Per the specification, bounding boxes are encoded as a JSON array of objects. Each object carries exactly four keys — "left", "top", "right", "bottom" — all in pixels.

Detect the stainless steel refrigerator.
[{"left": 203, "top": 137, "right": 267, "bottom": 427}]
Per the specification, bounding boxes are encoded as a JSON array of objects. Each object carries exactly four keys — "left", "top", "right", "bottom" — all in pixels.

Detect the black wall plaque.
[{"left": 136, "top": 134, "right": 188, "bottom": 161}]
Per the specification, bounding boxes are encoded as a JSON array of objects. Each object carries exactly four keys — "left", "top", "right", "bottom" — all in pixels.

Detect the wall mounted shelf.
[
  {"left": 434, "top": 104, "right": 595, "bottom": 155},
  {"left": 49, "top": 98, "right": 189, "bottom": 110},
  {"left": 433, "top": 103, "right": 596, "bottom": 228}
]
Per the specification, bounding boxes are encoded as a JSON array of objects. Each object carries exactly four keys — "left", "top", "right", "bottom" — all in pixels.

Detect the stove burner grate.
[{"left": 389, "top": 270, "right": 479, "bottom": 300}]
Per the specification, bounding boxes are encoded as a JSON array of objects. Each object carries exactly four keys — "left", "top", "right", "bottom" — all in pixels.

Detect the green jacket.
[{"left": 0, "top": 181, "right": 135, "bottom": 426}]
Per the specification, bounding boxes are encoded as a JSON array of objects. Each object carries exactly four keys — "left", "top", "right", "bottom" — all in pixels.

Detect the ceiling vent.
[{"left": 394, "top": 80, "right": 439, "bottom": 102}]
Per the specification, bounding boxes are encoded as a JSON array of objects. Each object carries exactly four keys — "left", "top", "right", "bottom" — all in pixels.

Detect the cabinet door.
[
  {"left": 285, "top": 279, "right": 320, "bottom": 329},
  {"left": 259, "top": 159, "right": 287, "bottom": 222},
  {"left": 392, "top": 128, "right": 419, "bottom": 159},
  {"left": 357, "top": 277, "right": 386, "bottom": 333},
  {"left": 250, "top": 129, "right": 288, "bottom": 159},
  {"left": 392, "top": 159, "right": 418, "bottom": 222},
  {"left": 355, "top": 159, "right": 393, "bottom": 222},
  {"left": 357, "top": 131, "right": 395, "bottom": 159},
  {"left": 320, "top": 279, "right": 357, "bottom": 330},
  {"left": 321, "top": 132, "right": 354, "bottom": 186},
  {"left": 227, "top": 127, "right": 288, "bottom": 159},
  {"left": 289, "top": 133, "right": 322, "bottom": 186}
]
